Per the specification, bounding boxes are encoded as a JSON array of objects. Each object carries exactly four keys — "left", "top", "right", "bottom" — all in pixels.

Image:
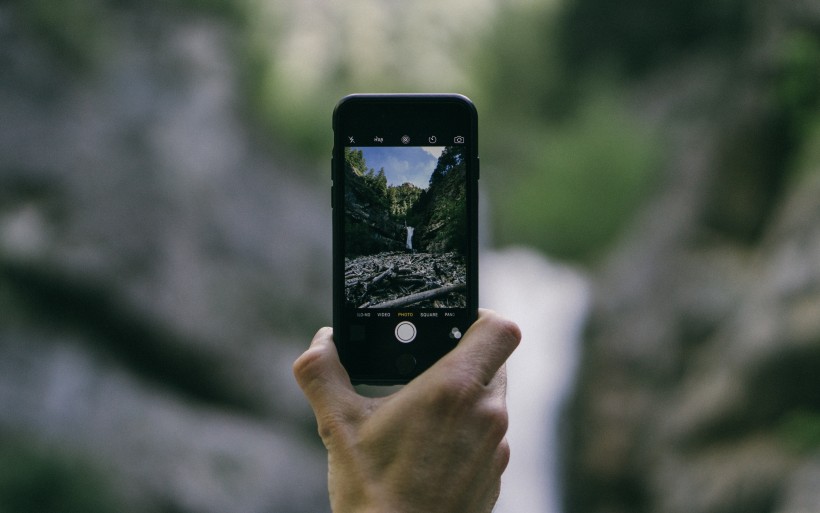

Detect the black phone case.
[{"left": 332, "top": 94, "right": 479, "bottom": 385}]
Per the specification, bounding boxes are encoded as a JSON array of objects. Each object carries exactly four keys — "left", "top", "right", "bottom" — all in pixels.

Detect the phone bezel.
[{"left": 331, "top": 94, "right": 479, "bottom": 385}]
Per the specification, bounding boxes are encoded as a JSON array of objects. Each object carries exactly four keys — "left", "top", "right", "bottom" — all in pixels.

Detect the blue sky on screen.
[{"left": 356, "top": 146, "right": 444, "bottom": 189}]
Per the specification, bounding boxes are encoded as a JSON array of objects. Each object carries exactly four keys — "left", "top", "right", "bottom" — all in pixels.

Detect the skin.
[{"left": 293, "top": 309, "right": 521, "bottom": 513}]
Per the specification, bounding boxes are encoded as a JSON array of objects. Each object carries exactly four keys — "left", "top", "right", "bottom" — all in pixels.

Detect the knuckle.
[
  {"left": 481, "top": 400, "right": 510, "bottom": 441},
  {"left": 496, "top": 437, "right": 511, "bottom": 472},
  {"left": 430, "top": 371, "right": 484, "bottom": 411},
  {"left": 292, "top": 346, "right": 324, "bottom": 385},
  {"left": 317, "top": 410, "right": 350, "bottom": 444}
]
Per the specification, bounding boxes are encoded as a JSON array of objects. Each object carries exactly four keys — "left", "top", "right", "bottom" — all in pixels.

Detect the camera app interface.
[{"left": 343, "top": 142, "right": 469, "bottom": 344}]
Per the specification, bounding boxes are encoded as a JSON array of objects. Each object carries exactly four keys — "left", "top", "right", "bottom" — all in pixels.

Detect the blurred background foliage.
[
  {"left": 7, "top": 0, "right": 665, "bottom": 261},
  {"left": 247, "top": 0, "right": 664, "bottom": 262},
  {"left": 237, "top": 0, "right": 819, "bottom": 261},
  {"left": 10, "top": 0, "right": 818, "bottom": 262},
  {"left": 0, "top": 435, "right": 122, "bottom": 513}
]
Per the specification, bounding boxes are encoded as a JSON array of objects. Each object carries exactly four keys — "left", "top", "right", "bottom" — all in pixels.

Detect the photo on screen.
[{"left": 343, "top": 145, "right": 467, "bottom": 309}]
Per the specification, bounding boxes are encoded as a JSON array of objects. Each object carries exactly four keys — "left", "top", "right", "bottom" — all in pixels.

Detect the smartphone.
[{"left": 332, "top": 94, "right": 479, "bottom": 385}]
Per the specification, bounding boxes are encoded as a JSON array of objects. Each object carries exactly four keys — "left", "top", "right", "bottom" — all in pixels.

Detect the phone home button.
[
  {"left": 394, "top": 321, "right": 417, "bottom": 343},
  {"left": 396, "top": 354, "right": 416, "bottom": 376}
]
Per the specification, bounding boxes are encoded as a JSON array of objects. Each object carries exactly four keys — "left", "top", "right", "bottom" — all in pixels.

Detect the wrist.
[{"left": 331, "top": 488, "right": 412, "bottom": 513}]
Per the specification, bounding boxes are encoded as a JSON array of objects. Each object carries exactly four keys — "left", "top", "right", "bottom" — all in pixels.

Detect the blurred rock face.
[
  {"left": 0, "top": 6, "right": 330, "bottom": 513},
  {"left": 2, "top": 6, "right": 590, "bottom": 513},
  {"left": 563, "top": 1, "right": 820, "bottom": 512}
]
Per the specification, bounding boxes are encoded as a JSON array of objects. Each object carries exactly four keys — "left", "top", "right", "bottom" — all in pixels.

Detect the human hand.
[{"left": 293, "top": 309, "right": 521, "bottom": 513}]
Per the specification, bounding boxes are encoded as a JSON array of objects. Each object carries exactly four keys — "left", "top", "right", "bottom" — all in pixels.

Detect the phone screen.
[{"left": 332, "top": 95, "right": 478, "bottom": 384}]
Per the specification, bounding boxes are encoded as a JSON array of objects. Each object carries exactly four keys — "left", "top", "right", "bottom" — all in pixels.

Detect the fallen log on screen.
[{"left": 367, "top": 283, "right": 466, "bottom": 309}]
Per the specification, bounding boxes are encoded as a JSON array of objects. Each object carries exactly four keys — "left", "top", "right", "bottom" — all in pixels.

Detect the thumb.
[{"left": 293, "top": 327, "right": 359, "bottom": 419}]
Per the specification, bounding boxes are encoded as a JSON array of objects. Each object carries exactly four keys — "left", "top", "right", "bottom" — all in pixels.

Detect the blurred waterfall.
[{"left": 481, "top": 248, "right": 589, "bottom": 513}]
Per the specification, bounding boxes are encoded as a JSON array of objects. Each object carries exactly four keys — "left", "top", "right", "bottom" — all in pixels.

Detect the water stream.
[{"left": 481, "top": 248, "right": 589, "bottom": 513}]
